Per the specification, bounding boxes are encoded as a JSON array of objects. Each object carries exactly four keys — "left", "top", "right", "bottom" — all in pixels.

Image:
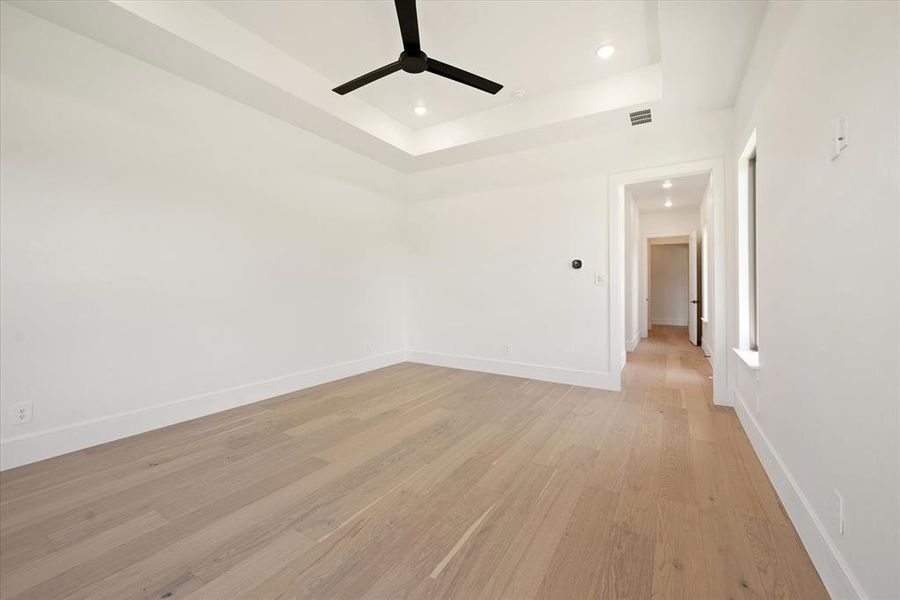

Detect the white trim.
[
  {"left": 0, "top": 351, "right": 406, "bottom": 471},
  {"left": 650, "top": 318, "right": 689, "bottom": 327},
  {"left": 709, "top": 158, "right": 728, "bottom": 406},
  {"left": 731, "top": 389, "right": 868, "bottom": 600},
  {"left": 405, "top": 350, "right": 612, "bottom": 390},
  {"left": 608, "top": 176, "right": 625, "bottom": 391},
  {"left": 737, "top": 130, "right": 758, "bottom": 350},
  {"left": 701, "top": 339, "right": 713, "bottom": 366},
  {"left": 610, "top": 157, "right": 728, "bottom": 406},
  {"left": 626, "top": 330, "right": 641, "bottom": 352},
  {"left": 733, "top": 347, "right": 760, "bottom": 370}
]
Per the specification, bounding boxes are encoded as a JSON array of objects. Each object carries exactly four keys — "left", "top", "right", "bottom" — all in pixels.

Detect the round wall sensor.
[{"left": 572, "top": 259, "right": 582, "bottom": 269}]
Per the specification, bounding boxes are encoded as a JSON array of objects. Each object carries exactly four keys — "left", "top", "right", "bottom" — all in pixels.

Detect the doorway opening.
[
  {"left": 647, "top": 236, "right": 695, "bottom": 343},
  {"left": 609, "top": 157, "right": 726, "bottom": 404},
  {"left": 624, "top": 172, "right": 708, "bottom": 350}
]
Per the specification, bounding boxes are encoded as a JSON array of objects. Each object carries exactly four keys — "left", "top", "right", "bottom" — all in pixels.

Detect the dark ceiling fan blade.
[
  {"left": 426, "top": 58, "right": 503, "bottom": 95},
  {"left": 332, "top": 61, "right": 402, "bottom": 95},
  {"left": 394, "top": 0, "right": 420, "bottom": 53}
]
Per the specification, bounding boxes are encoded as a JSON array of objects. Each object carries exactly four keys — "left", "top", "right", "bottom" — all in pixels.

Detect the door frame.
[
  {"left": 642, "top": 232, "right": 695, "bottom": 339},
  {"left": 608, "top": 157, "right": 727, "bottom": 405}
]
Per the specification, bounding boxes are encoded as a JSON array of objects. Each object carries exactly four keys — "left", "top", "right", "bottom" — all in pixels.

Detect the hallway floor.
[{"left": 0, "top": 326, "right": 827, "bottom": 599}]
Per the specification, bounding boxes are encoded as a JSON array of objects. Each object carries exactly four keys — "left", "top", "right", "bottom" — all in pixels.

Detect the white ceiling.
[
  {"left": 10, "top": 0, "right": 766, "bottom": 170},
  {"left": 627, "top": 173, "right": 710, "bottom": 212},
  {"left": 207, "top": 1, "right": 660, "bottom": 129}
]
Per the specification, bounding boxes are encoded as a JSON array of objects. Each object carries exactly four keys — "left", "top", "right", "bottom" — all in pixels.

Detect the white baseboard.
[
  {"left": 701, "top": 340, "right": 713, "bottom": 366},
  {"left": 650, "top": 318, "right": 688, "bottom": 326},
  {"left": 626, "top": 331, "right": 641, "bottom": 352},
  {"left": 0, "top": 351, "right": 406, "bottom": 471},
  {"left": 731, "top": 389, "right": 866, "bottom": 600},
  {"left": 405, "top": 350, "right": 612, "bottom": 390}
]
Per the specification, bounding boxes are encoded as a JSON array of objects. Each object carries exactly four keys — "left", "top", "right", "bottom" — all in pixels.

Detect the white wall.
[
  {"left": 406, "top": 176, "right": 611, "bottom": 387},
  {"left": 640, "top": 206, "right": 700, "bottom": 237},
  {"left": 649, "top": 244, "right": 689, "bottom": 326},
  {"left": 0, "top": 5, "right": 406, "bottom": 469},
  {"left": 729, "top": 2, "right": 899, "bottom": 598}
]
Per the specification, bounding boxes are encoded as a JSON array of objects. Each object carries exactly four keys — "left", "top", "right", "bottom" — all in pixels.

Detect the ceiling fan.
[{"left": 332, "top": 0, "right": 503, "bottom": 96}]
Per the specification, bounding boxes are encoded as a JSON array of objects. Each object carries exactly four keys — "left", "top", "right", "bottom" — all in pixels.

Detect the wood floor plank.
[
  {"left": 652, "top": 499, "right": 709, "bottom": 599},
  {"left": 0, "top": 326, "right": 827, "bottom": 600},
  {"left": 534, "top": 484, "right": 618, "bottom": 599},
  {"left": 656, "top": 405, "right": 698, "bottom": 506},
  {"left": 597, "top": 524, "right": 656, "bottom": 600},
  {"left": 697, "top": 503, "right": 766, "bottom": 600},
  {"left": 183, "top": 528, "right": 314, "bottom": 600},
  {"left": 613, "top": 402, "right": 664, "bottom": 538},
  {"left": 402, "top": 461, "right": 555, "bottom": 600},
  {"left": 477, "top": 445, "right": 595, "bottom": 600}
]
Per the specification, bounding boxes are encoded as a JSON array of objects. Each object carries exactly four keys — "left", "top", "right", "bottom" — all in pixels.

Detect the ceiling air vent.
[{"left": 629, "top": 109, "right": 652, "bottom": 126}]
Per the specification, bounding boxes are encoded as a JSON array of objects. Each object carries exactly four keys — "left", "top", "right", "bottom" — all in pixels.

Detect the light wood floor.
[{"left": 0, "top": 326, "right": 827, "bottom": 599}]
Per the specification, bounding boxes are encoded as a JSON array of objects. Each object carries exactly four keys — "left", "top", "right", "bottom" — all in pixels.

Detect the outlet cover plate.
[{"left": 12, "top": 402, "right": 33, "bottom": 425}]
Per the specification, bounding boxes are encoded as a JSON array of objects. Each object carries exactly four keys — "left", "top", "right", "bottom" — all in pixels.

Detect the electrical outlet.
[
  {"left": 834, "top": 489, "right": 845, "bottom": 535},
  {"left": 11, "top": 402, "right": 32, "bottom": 425},
  {"left": 502, "top": 344, "right": 511, "bottom": 357}
]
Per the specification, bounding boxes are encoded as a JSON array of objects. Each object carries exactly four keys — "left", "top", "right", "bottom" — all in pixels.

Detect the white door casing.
[{"left": 688, "top": 230, "right": 699, "bottom": 345}]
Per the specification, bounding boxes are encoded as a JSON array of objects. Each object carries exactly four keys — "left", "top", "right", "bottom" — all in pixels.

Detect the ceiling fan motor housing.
[{"left": 400, "top": 51, "right": 428, "bottom": 73}]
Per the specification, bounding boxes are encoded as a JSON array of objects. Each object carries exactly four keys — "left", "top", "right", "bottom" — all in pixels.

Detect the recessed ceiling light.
[
  {"left": 414, "top": 106, "right": 427, "bottom": 116},
  {"left": 661, "top": 180, "right": 673, "bottom": 189},
  {"left": 596, "top": 44, "right": 616, "bottom": 59},
  {"left": 664, "top": 199, "right": 673, "bottom": 208}
]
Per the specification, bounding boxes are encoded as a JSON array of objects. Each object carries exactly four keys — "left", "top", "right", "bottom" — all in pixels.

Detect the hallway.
[
  {"left": 623, "top": 325, "right": 828, "bottom": 598},
  {"left": 0, "top": 328, "right": 827, "bottom": 599}
]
